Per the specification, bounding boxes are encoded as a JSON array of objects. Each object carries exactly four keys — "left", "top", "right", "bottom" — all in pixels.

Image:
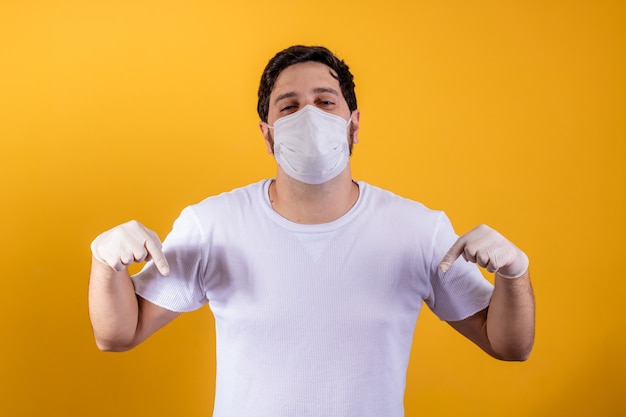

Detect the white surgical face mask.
[{"left": 267, "top": 105, "right": 352, "bottom": 185}]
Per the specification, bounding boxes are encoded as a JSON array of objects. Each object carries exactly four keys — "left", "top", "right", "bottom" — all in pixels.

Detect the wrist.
[
  {"left": 90, "top": 239, "right": 107, "bottom": 265},
  {"left": 497, "top": 251, "right": 529, "bottom": 279}
]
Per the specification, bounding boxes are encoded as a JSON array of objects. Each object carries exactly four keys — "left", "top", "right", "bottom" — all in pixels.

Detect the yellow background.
[{"left": 1, "top": 0, "right": 624, "bottom": 416}]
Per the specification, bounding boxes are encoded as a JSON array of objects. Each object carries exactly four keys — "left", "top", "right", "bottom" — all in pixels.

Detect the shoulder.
[
  {"left": 358, "top": 181, "right": 444, "bottom": 222},
  {"left": 190, "top": 180, "right": 268, "bottom": 213},
  {"left": 173, "top": 180, "right": 269, "bottom": 232}
]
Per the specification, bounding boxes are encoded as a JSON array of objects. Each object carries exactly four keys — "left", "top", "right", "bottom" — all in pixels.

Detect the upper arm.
[
  {"left": 132, "top": 296, "right": 181, "bottom": 348},
  {"left": 446, "top": 307, "right": 500, "bottom": 359}
]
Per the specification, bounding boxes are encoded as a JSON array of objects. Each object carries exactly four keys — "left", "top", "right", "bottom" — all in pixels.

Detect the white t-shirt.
[{"left": 132, "top": 179, "right": 493, "bottom": 417}]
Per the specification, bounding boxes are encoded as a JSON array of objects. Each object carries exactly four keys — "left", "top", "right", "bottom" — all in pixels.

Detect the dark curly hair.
[{"left": 257, "top": 45, "right": 357, "bottom": 122}]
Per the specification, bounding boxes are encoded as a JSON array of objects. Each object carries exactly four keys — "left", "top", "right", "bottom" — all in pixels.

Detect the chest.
[{"left": 203, "top": 223, "right": 429, "bottom": 329}]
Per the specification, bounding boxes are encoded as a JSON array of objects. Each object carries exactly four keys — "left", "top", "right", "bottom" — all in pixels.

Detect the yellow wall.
[{"left": 1, "top": 0, "right": 624, "bottom": 416}]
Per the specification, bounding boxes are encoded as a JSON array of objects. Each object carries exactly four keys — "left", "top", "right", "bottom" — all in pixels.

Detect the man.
[{"left": 89, "top": 45, "right": 534, "bottom": 417}]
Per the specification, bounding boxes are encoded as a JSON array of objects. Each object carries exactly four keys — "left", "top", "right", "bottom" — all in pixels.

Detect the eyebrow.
[{"left": 273, "top": 87, "right": 340, "bottom": 105}]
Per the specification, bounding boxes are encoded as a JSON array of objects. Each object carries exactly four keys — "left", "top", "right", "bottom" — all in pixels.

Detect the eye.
[
  {"left": 316, "top": 98, "right": 336, "bottom": 108},
  {"left": 280, "top": 104, "right": 298, "bottom": 113}
]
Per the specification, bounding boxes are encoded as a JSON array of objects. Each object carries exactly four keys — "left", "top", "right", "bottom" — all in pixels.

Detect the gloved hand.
[
  {"left": 91, "top": 220, "right": 170, "bottom": 276},
  {"left": 439, "top": 224, "right": 529, "bottom": 279}
]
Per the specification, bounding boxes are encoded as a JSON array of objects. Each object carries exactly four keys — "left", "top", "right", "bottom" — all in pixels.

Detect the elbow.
[
  {"left": 96, "top": 342, "right": 132, "bottom": 353},
  {"left": 93, "top": 335, "right": 137, "bottom": 352},
  {"left": 491, "top": 341, "right": 534, "bottom": 362},
  {"left": 496, "top": 351, "right": 531, "bottom": 362}
]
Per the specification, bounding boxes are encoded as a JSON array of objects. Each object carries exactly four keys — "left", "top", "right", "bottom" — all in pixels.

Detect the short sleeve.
[
  {"left": 424, "top": 213, "right": 494, "bottom": 321},
  {"left": 131, "top": 206, "right": 208, "bottom": 312}
]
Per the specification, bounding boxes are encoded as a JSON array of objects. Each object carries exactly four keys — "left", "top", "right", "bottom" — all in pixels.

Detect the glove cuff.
[
  {"left": 497, "top": 251, "right": 529, "bottom": 279},
  {"left": 90, "top": 238, "right": 108, "bottom": 265}
]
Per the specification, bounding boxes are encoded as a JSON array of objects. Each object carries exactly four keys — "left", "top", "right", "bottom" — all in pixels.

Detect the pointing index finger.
[
  {"left": 144, "top": 238, "right": 170, "bottom": 276},
  {"left": 439, "top": 236, "right": 466, "bottom": 273}
]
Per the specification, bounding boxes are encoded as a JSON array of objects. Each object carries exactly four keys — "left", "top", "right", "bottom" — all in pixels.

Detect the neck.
[{"left": 269, "top": 169, "right": 359, "bottom": 224}]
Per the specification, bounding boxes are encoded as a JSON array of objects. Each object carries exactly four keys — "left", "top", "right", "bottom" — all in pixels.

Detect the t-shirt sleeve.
[
  {"left": 131, "top": 206, "right": 208, "bottom": 312},
  {"left": 424, "top": 213, "right": 494, "bottom": 322}
]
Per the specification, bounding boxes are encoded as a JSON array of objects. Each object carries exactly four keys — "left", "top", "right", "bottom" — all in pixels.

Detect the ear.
[
  {"left": 350, "top": 109, "right": 361, "bottom": 144},
  {"left": 259, "top": 121, "right": 274, "bottom": 154}
]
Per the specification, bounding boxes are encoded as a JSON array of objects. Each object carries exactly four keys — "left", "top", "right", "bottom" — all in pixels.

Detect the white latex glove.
[
  {"left": 439, "top": 224, "right": 529, "bottom": 279},
  {"left": 91, "top": 220, "right": 170, "bottom": 276}
]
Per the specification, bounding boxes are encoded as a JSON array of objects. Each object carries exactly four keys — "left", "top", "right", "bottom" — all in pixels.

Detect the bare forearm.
[
  {"left": 486, "top": 271, "right": 535, "bottom": 361},
  {"left": 88, "top": 256, "right": 139, "bottom": 351}
]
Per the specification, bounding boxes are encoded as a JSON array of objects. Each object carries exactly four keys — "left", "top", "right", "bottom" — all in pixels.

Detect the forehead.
[{"left": 271, "top": 61, "right": 341, "bottom": 97}]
